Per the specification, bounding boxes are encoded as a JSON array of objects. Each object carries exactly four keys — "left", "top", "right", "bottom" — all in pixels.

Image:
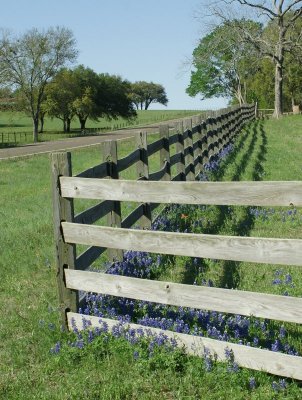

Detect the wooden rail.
[{"left": 53, "top": 104, "right": 302, "bottom": 380}]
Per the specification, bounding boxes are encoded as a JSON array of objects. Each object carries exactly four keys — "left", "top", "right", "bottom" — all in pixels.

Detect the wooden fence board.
[
  {"left": 65, "top": 270, "right": 302, "bottom": 323},
  {"left": 60, "top": 178, "right": 302, "bottom": 207},
  {"left": 51, "top": 152, "right": 78, "bottom": 329},
  {"left": 67, "top": 312, "right": 302, "bottom": 380},
  {"left": 61, "top": 223, "right": 302, "bottom": 266}
]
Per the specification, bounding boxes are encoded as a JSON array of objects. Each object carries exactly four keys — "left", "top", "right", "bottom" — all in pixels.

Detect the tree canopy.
[
  {"left": 186, "top": 20, "right": 261, "bottom": 106},
  {"left": 129, "top": 81, "right": 168, "bottom": 110},
  {"left": 44, "top": 66, "right": 136, "bottom": 131},
  {"left": 0, "top": 27, "right": 78, "bottom": 141},
  {"left": 188, "top": 2, "right": 302, "bottom": 116}
]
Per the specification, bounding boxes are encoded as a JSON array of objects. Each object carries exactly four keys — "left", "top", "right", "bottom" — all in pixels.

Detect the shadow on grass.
[
  {"left": 180, "top": 120, "right": 268, "bottom": 289},
  {"left": 0, "top": 142, "right": 18, "bottom": 149},
  {"left": 219, "top": 121, "right": 267, "bottom": 289}
]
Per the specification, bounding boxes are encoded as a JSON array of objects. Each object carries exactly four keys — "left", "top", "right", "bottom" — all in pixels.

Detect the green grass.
[
  {"left": 1, "top": 116, "right": 302, "bottom": 399},
  {"left": 0, "top": 110, "right": 201, "bottom": 146}
]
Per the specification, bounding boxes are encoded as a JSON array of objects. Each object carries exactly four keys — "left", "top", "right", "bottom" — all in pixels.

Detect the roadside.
[
  {"left": 0, "top": 126, "right": 158, "bottom": 160},
  {"left": 0, "top": 116, "right": 192, "bottom": 160}
]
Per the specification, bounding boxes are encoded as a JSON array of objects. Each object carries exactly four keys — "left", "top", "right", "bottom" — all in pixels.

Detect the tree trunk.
[
  {"left": 66, "top": 118, "right": 71, "bottom": 133},
  {"left": 273, "top": 62, "right": 283, "bottom": 118},
  {"left": 63, "top": 120, "right": 67, "bottom": 132},
  {"left": 39, "top": 115, "right": 44, "bottom": 133},
  {"left": 33, "top": 117, "right": 39, "bottom": 142},
  {"left": 79, "top": 117, "right": 87, "bottom": 130}
]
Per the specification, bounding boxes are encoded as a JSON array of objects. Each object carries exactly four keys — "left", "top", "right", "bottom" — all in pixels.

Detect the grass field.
[
  {"left": 0, "top": 110, "right": 201, "bottom": 146},
  {"left": 1, "top": 115, "right": 302, "bottom": 399}
]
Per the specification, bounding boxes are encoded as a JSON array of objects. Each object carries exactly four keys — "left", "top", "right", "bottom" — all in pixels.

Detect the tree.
[
  {"left": 129, "top": 81, "right": 168, "bottom": 110},
  {"left": 43, "top": 68, "right": 77, "bottom": 132},
  {"left": 0, "top": 27, "right": 78, "bottom": 141},
  {"left": 44, "top": 66, "right": 136, "bottom": 131},
  {"left": 245, "top": 57, "right": 275, "bottom": 108},
  {"left": 68, "top": 65, "right": 99, "bottom": 130},
  {"left": 220, "top": 1, "right": 302, "bottom": 117},
  {"left": 186, "top": 20, "right": 260, "bottom": 105}
]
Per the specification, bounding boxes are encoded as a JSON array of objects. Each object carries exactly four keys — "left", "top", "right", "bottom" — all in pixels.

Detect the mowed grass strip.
[
  {"left": 1, "top": 116, "right": 302, "bottom": 399},
  {"left": 0, "top": 109, "right": 201, "bottom": 146}
]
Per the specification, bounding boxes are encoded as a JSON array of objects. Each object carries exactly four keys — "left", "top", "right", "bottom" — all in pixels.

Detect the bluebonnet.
[{"left": 51, "top": 136, "right": 301, "bottom": 390}]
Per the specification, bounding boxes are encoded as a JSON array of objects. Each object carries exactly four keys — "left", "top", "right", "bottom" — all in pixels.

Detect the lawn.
[{"left": 1, "top": 115, "right": 302, "bottom": 399}]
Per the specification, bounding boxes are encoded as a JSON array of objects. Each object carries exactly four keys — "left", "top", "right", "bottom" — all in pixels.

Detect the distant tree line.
[{"left": 0, "top": 27, "right": 168, "bottom": 141}]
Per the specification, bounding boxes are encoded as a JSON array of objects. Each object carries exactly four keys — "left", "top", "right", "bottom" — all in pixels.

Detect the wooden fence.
[
  {"left": 50, "top": 104, "right": 302, "bottom": 379},
  {"left": 0, "top": 127, "right": 105, "bottom": 146}
]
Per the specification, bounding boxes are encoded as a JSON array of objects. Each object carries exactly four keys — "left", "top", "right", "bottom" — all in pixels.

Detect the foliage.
[
  {"left": 231, "top": 1, "right": 302, "bottom": 117},
  {"left": 192, "top": 2, "right": 302, "bottom": 115},
  {"left": 0, "top": 27, "right": 78, "bottom": 141},
  {"left": 187, "top": 20, "right": 261, "bottom": 105},
  {"left": 44, "top": 66, "right": 136, "bottom": 131},
  {"left": 129, "top": 81, "right": 168, "bottom": 110},
  {"left": 43, "top": 68, "right": 76, "bottom": 132}
]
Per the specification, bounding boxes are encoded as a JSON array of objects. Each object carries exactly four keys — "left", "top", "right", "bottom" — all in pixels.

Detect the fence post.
[
  {"left": 193, "top": 114, "right": 203, "bottom": 178},
  {"left": 51, "top": 152, "right": 78, "bottom": 330},
  {"left": 136, "top": 131, "right": 152, "bottom": 229},
  {"left": 215, "top": 111, "right": 223, "bottom": 153},
  {"left": 200, "top": 119, "right": 208, "bottom": 169},
  {"left": 184, "top": 119, "right": 195, "bottom": 181},
  {"left": 159, "top": 125, "right": 171, "bottom": 181},
  {"left": 103, "top": 140, "right": 123, "bottom": 262},
  {"left": 175, "top": 121, "right": 186, "bottom": 181},
  {"left": 207, "top": 112, "right": 215, "bottom": 162}
]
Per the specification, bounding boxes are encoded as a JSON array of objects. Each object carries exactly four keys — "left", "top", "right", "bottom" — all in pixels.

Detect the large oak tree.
[
  {"left": 44, "top": 66, "right": 136, "bottom": 131},
  {"left": 0, "top": 27, "right": 78, "bottom": 141},
  {"left": 130, "top": 81, "right": 168, "bottom": 110}
]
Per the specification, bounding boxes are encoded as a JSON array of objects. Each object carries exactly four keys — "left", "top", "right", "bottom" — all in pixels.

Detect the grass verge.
[{"left": 1, "top": 116, "right": 302, "bottom": 399}]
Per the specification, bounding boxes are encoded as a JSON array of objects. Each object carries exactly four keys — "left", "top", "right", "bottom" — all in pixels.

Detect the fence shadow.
[
  {"left": 219, "top": 121, "right": 267, "bottom": 289},
  {"left": 180, "top": 120, "right": 268, "bottom": 289}
]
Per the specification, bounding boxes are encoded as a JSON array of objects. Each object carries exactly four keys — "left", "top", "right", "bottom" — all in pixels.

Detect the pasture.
[
  {"left": 1, "top": 115, "right": 302, "bottom": 399},
  {"left": 0, "top": 110, "right": 200, "bottom": 146}
]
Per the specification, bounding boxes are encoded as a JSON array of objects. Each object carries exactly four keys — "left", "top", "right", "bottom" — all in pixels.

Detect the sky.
[{"left": 0, "top": 0, "right": 228, "bottom": 110}]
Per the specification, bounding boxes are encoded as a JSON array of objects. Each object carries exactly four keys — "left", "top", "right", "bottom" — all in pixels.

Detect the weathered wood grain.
[
  {"left": 67, "top": 312, "right": 302, "bottom": 380},
  {"left": 65, "top": 270, "right": 302, "bottom": 323},
  {"left": 61, "top": 223, "right": 302, "bottom": 266},
  {"left": 60, "top": 178, "right": 302, "bottom": 207},
  {"left": 159, "top": 125, "right": 171, "bottom": 181},
  {"left": 175, "top": 121, "right": 185, "bottom": 181},
  {"left": 103, "top": 141, "right": 122, "bottom": 261},
  {"left": 51, "top": 152, "right": 78, "bottom": 330},
  {"left": 184, "top": 119, "right": 195, "bottom": 181}
]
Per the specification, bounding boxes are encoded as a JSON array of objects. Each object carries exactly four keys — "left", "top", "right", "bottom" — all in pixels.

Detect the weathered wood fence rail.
[{"left": 51, "top": 104, "right": 302, "bottom": 379}]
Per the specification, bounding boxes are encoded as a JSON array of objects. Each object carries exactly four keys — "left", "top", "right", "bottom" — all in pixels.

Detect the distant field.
[{"left": 0, "top": 110, "right": 201, "bottom": 146}]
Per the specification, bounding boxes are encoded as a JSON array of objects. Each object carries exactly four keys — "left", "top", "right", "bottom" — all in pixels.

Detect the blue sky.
[{"left": 0, "top": 0, "right": 228, "bottom": 110}]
